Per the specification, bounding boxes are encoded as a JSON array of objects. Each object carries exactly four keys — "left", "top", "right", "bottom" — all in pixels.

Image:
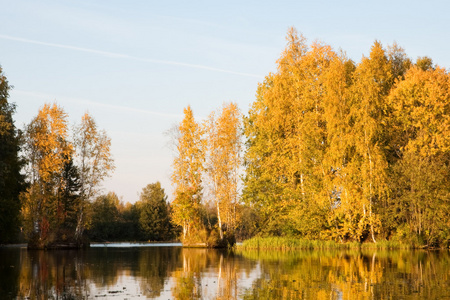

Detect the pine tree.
[
  {"left": 0, "top": 66, "right": 25, "bottom": 243},
  {"left": 137, "top": 182, "right": 172, "bottom": 241}
]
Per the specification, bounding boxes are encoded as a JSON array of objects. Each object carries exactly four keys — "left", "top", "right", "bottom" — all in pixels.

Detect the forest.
[
  {"left": 168, "top": 28, "right": 450, "bottom": 248},
  {"left": 1, "top": 27, "right": 450, "bottom": 248}
]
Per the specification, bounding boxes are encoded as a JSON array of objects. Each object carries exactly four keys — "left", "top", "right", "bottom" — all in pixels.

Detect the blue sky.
[{"left": 1, "top": 0, "right": 449, "bottom": 203}]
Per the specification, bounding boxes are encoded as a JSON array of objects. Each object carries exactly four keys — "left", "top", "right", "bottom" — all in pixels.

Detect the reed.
[
  {"left": 238, "top": 237, "right": 412, "bottom": 250},
  {"left": 238, "top": 237, "right": 349, "bottom": 250},
  {"left": 360, "top": 239, "right": 412, "bottom": 250}
]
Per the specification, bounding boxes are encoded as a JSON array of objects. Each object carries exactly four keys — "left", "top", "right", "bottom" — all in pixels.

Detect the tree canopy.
[
  {"left": 242, "top": 28, "right": 450, "bottom": 246},
  {"left": 0, "top": 66, "right": 24, "bottom": 243},
  {"left": 20, "top": 104, "right": 114, "bottom": 248},
  {"left": 137, "top": 182, "right": 173, "bottom": 241}
]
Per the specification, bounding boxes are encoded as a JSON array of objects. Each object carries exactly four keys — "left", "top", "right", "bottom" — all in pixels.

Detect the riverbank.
[
  {"left": 90, "top": 242, "right": 182, "bottom": 247},
  {"left": 0, "top": 243, "right": 27, "bottom": 248},
  {"left": 236, "top": 237, "right": 427, "bottom": 250}
]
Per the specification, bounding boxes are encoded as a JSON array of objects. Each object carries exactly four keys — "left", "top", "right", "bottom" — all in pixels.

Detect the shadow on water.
[{"left": 0, "top": 243, "right": 449, "bottom": 299}]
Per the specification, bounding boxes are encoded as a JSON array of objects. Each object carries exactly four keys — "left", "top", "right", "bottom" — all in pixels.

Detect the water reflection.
[
  {"left": 239, "top": 249, "right": 450, "bottom": 299},
  {"left": 0, "top": 245, "right": 449, "bottom": 299}
]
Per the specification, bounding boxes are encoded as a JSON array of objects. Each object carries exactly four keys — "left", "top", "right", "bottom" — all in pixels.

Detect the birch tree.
[
  {"left": 205, "top": 102, "right": 242, "bottom": 240},
  {"left": 171, "top": 106, "right": 205, "bottom": 241},
  {"left": 21, "top": 103, "right": 72, "bottom": 246},
  {"left": 73, "top": 112, "right": 114, "bottom": 239},
  {"left": 243, "top": 28, "right": 337, "bottom": 237},
  {"left": 387, "top": 65, "right": 450, "bottom": 246},
  {"left": 344, "top": 41, "right": 393, "bottom": 242}
]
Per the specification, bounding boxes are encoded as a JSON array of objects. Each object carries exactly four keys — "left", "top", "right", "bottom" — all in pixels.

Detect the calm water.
[{"left": 1, "top": 244, "right": 449, "bottom": 299}]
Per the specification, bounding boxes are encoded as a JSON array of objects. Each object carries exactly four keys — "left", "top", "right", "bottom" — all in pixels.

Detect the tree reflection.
[
  {"left": 15, "top": 249, "right": 90, "bottom": 299},
  {"left": 0, "top": 248, "right": 21, "bottom": 298},
  {"left": 171, "top": 248, "right": 252, "bottom": 300},
  {"left": 240, "top": 249, "right": 450, "bottom": 299},
  {"left": 171, "top": 249, "right": 211, "bottom": 299},
  {"left": 2, "top": 246, "right": 449, "bottom": 299},
  {"left": 138, "top": 246, "right": 181, "bottom": 298}
]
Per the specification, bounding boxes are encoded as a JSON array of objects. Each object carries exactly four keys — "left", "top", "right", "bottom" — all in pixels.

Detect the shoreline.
[{"left": 236, "top": 237, "right": 450, "bottom": 250}]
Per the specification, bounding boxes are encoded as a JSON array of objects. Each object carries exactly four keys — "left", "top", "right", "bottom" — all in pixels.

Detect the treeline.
[
  {"left": 87, "top": 183, "right": 178, "bottom": 242},
  {"left": 0, "top": 84, "right": 117, "bottom": 247},
  {"left": 0, "top": 64, "right": 254, "bottom": 247},
  {"left": 0, "top": 73, "right": 183, "bottom": 246},
  {"left": 170, "top": 28, "right": 450, "bottom": 248},
  {"left": 242, "top": 28, "right": 450, "bottom": 247},
  {"left": 87, "top": 183, "right": 255, "bottom": 243}
]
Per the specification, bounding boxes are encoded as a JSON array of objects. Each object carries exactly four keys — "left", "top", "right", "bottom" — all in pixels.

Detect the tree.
[
  {"left": 240, "top": 28, "right": 450, "bottom": 246},
  {"left": 171, "top": 106, "right": 205, "bottom": 241},
  {"left": 387, "top": 43, "right": 411, "bottom": 81},
  {"left": 73, "top": 112, "right": 114, "bottom": 239},
  {"left": 56, "top": 158, "right": 81, "bottom": 234},
  {"left": 243, "top": 28, "right": 336, "bottom": 237},
  {"left": 320, "top": 53, "right": 355, "bottom": 242},
  {"left": 21, "top": 103, "right": 73, "bottom": 247},
  {"left": 89, "top": 192, "right": 121, "bottom": 241},
  {"left": 118, "top": 202, "right": 140, "bottom": 241},
  {"left": 339, "top": 41, "right": 393, "bottom": 242},
  {"left": 0, "top": 66, "right": 25, "bottom": 243},
  {"left": 387, "top": 66, "right": 450, "bottom": 246},
  {"left": 205, "top": 102, "right": 242, "bottom": 240},
  {"left": 136, "top": 182, "right": 172, "bottom": 241},
  {"left": 416, "top": 56, "right": 433, "bottom": 71}
]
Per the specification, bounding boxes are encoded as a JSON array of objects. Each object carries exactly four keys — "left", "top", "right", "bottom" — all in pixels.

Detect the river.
[{"left": 0, "top": 244, "right": 449, "bottom": 299}]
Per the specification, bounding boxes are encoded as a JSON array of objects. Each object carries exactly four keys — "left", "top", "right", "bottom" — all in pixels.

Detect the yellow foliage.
[
  {"left": 205, "top": 102, "right": 242, "bottom": 238},
  {"left": 171, "top": 106, "right": 205, "bottom": 240},
  {"left": 21, "top": 103, "right": 72, "bottom": 242}
]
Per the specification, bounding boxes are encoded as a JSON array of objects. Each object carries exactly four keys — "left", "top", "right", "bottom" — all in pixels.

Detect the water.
[
  {"left": 1, "top": 244, "right": 449, "bottom": 299},
  {"left": 90, "top": 242, "right": 183, "bottom": 247}
]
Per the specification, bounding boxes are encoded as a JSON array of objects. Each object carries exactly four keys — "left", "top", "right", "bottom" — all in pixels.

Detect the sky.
[{"left": 1, "top": 0, "right": 449, "bottom": 204}]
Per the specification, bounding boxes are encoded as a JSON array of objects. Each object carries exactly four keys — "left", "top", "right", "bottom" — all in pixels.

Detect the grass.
[
  {"left": 237, "top": 236, "right": 412, "bottom": 250},
  {"left": 360, "top": 239, "right": 412, "bottom": 250}
]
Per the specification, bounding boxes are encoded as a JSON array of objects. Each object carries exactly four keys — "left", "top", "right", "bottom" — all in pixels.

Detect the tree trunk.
[{"left": 217, "top": 203, "right": 223, "bottom": 240}]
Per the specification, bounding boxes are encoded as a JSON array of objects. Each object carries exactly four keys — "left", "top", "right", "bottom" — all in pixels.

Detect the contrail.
[{"left": 0, "top": 34, "right": 262, "bottom": 79}]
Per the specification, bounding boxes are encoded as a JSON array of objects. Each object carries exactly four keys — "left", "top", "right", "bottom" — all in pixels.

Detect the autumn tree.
[
  {"left": 387, "top": 43, "right": 412, "bottom": 81},
  {"left": 319, "top": 53, "right": 355, "bottom": 242},
  {"left": 243, "top": 28, "right": 338, "bottom": 237},
  {"left": 171, "top": 106, "right": 205, "bottom": 242},
  {"left": 73, "top": 112, "right": 114, "bottom": 240},
  {"left": 241, "top": 28, "right": 447, "bottom": 245},
  {"left": 166, "top": 29, "right": 450, "bottom": 247},
  {"left": 204, "top": 102, "right": 242, "bottom": 241},
  {"left": 21, "top": 103, "right": 73, "bottom": 247},
  {"left": 0, "top": 66, "right": 25, "bottom": 243},
  {"left": 386, "top": 65, "right": 450, "bottom": 246},
  {"left": 20, "top": 106, "right": 113, "bottom": 248},
  {"left": 321, "top": 42, "right": 413, "bottom": 242},
  {"left": 337, "top": 41, "right": 393, "bottom": 242}
]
